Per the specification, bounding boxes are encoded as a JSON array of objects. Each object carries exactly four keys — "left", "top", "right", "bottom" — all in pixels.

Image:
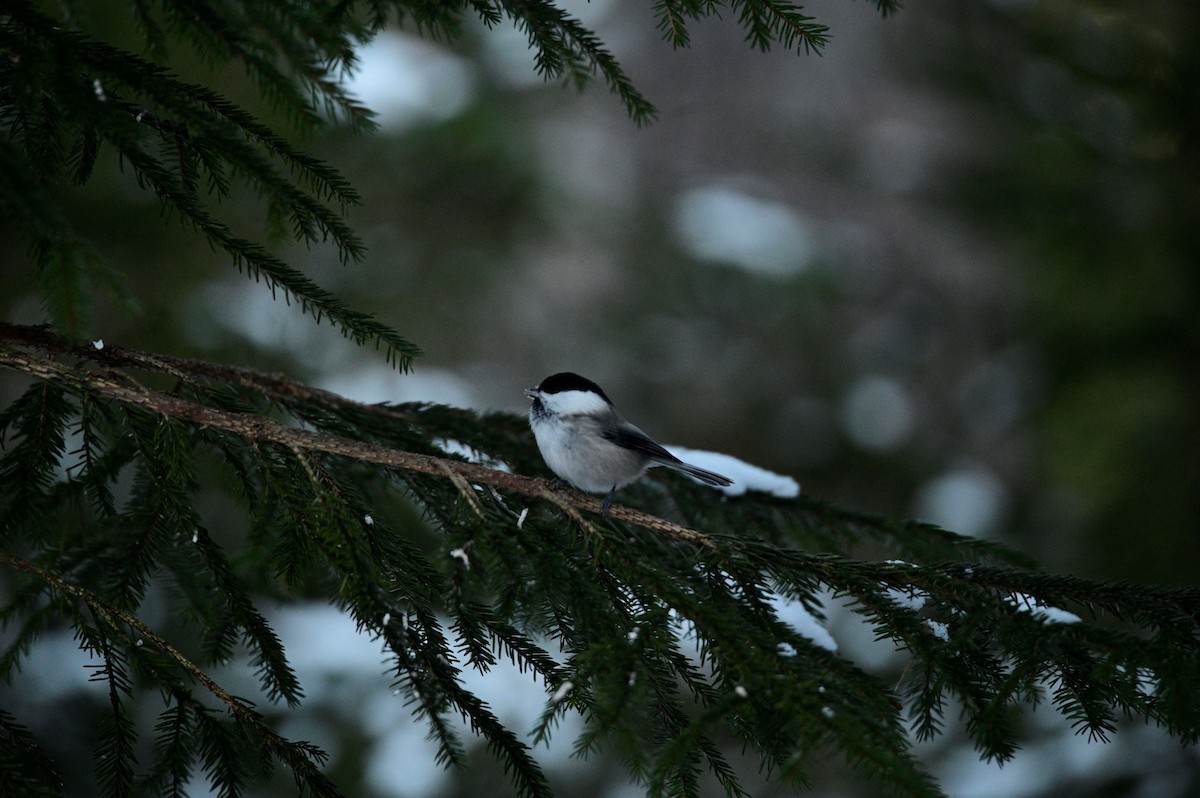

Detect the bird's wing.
[
  {"left": 600, "top": 424, "right": 682, "bottom": 464},
  {"left": 600, "top": 421, "right": 733, "bottom": 487}
]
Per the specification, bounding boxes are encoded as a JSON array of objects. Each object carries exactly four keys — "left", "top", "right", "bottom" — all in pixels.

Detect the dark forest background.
[{"left": 2, "top": 0, "right": 1197, "bottom": 795}]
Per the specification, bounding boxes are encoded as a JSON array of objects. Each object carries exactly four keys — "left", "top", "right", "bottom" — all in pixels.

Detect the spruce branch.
[
  {"left": 733, "top": 0, "right": 829, "bottom": 54},
  {"left": 2, "top": 323, "right": 1200, "bottom": 797},
  {"left": 0, "top": 326, "right": 709, "bottom": 545},
  {"left": 80, "top": 612, "right": 138, "bottom": 798},
  {"left": 1, "top": 2, "right": 415, "bottom": 363},
  {"left": 136, "top": 701, "right": 194, "bottom": 798},
  {"left": 0, "top": 552, "right": 341, "bottom": 798},
  {"left": 0, "top": 708, "right": 63, "bottom": 798},
  {"left": 0, "top": 554, "right": 236, "bottom": 733},
  {"left": 650, "top": 0, "right": 833, "bottom": 57},
  {"left": 496, "top": 0, "right": 658, "bottom": 123},
  {"left": 2, "top": 0, "right": 887, "bottom": 346}
]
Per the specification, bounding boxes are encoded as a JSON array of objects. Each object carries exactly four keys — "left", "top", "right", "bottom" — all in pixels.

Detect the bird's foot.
[{"left": 601, "top": 489, "right": 615, "bottom": 516}]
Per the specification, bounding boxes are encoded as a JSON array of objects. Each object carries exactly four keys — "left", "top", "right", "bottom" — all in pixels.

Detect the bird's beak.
[{"left": 524, "top": 388, "right": 538, "bottom": 400}]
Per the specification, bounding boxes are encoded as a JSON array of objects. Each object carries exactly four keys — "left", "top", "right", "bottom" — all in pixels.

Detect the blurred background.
[{"left": 2, "top": 0, "right": 1198, "bottom": 795}]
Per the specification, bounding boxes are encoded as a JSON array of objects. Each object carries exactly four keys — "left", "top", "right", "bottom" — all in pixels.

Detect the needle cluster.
[{"left": 0, "top": 324, "right": 1198, "bottom": 798}]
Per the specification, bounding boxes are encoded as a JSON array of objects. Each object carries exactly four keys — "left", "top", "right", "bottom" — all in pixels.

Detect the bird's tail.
[{"left": 661, "top": 460, "right": 733, "bottom": 488}]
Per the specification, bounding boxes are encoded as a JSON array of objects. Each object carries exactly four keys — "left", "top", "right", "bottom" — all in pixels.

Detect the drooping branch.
[
  {"left": 0, "top": 551, "right": 340, "bottom": 795},
  {"left": 0, "top": 551, "right": 256, "bottom": 726}
]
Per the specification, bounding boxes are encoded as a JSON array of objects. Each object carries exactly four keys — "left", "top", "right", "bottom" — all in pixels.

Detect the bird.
[{"left": 526, "top": 372, "right": 732, "bottom": 513}]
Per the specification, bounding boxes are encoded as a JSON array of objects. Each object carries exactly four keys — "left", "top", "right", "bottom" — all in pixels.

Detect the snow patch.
[
  {"left": 664, "top": 447, "right": 800, "bottom": 499},
  {"left": 551, "top": 681, "right": 573, "bottom": 704},
  {"left": 1009, "top": 593, "right": 1080, "bottom": 624}
]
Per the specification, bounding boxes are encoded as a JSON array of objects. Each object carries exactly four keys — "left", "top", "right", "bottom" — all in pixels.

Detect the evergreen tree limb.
[
  {"left": 0, "top": 551, "right": 341, "bottom": 798},
  {"left": 1, "top": 2, "right": 414, "bottom": 362},
  {"left": 496, "top": 0, "right": 657, "bottom": 122},
  {"left": 0, "top": 708, "right": 63, "bottom": 798},
  {"left": 80, "top": 611, "right": 138, "bottom": 798},
  {"left": 3, "top": 323, "right": 1200, "bottom": 797},
  {"left": 0, "top": 552, "right": 255, "bottom": 736},
  {"left": 0, "top": 330, "right": 712, "bottom": 545}
]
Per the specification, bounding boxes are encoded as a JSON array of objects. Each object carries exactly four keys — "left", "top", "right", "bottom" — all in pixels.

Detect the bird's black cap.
[{"left": 536, "top": 372, "right": 611, "bottom": 403}]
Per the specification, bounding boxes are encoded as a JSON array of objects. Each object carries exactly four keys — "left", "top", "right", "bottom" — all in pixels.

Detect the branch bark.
[{"left": 0, "top": 323, "right": 715, "bottom": 547}]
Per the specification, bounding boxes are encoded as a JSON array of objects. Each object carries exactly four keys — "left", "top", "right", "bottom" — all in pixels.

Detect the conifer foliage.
[
  {"left": 2, "top": 323, "right": 1198, "bottom": 798},
  {"left": 1, "top": 1, "right": 1198, "bottom": 797}
]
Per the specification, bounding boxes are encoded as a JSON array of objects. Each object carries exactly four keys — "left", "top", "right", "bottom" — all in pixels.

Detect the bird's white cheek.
[{"left": 540, "top": 390, "right": 610, "bottom": 416}]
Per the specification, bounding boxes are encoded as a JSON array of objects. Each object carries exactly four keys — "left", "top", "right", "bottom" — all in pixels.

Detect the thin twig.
[
  {"left": 0, "top": 552, "right": 261, "bottom": 726},
  {"left": 439, "top": 460, "right": 487, "bottom": 521}
]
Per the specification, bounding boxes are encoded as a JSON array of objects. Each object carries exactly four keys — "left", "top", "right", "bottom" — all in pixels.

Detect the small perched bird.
[{"left": 526, "top": 372, "right": 732, "bottom": 512}]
